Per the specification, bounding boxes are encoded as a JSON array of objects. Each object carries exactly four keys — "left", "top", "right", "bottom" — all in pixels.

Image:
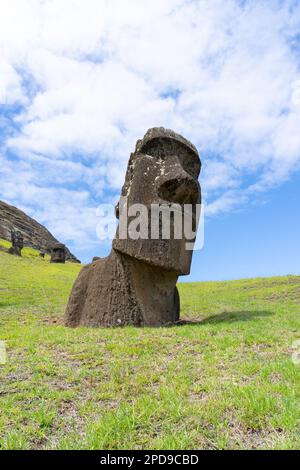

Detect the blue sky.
[
  {"left": 188, "top": 170, "right": 300, "bottom": 281},
  {"left": 0, "top": 0, "right": 300, "bottom": 281}
]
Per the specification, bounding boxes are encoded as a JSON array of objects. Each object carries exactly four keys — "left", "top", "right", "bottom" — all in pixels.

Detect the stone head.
[
  {"left": 11, "top": 230, "right": 24, "bottom": 249},
  {"left": 113, "top": 127, "right": 201, "bottom": 275},
  {"left": 50, "top": 243, "right": 66, "bottom": 263}
]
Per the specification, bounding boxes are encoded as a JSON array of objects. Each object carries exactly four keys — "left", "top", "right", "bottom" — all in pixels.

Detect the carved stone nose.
[{"left": 158, "top": 177, "right": 199, "bottom": 204}]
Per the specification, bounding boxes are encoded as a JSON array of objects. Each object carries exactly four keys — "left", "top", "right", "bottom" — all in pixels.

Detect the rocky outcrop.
[{"left": 0, "top": 200, "right": 80, "bottom": 263}]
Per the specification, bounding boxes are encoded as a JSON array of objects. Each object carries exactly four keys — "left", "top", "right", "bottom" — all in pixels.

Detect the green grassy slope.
[{"left": 0, "top": 241, "right": 300, "bottom": 450}]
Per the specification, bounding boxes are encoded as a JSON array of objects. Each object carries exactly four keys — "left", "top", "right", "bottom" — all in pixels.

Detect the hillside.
[
  {"left": 0, "top": 243, "right": 300, "bottom": 450},
  {"left": 0, "top": 200, "right": 80, "bottom": 262}
]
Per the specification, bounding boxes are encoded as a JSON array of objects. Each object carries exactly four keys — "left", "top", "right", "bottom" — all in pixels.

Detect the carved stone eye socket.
[
  {"left": 158, "top": 177, "right": 200, "bottom": 204},
  {"left": 140, "top": 138, "right": 200, "bottom": 179}
]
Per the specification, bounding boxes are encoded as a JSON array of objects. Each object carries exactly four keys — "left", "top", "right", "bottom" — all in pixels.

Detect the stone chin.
[{"left": 113, "top": 234, "right": 193, "bottom": 276}]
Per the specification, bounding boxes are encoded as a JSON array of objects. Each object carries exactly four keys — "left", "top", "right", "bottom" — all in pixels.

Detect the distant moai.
[
  {"left": 39, "top": 251, "right": 45, "bottom": 258},
  {"left": 65, "top": 127, "right": 201, "bottom": 327},
  {"left": 8, "top": 230, "right": 24, "bottom": 256},
  {"left": 50, "top": 243, "right": 66, "bottom": 263}
]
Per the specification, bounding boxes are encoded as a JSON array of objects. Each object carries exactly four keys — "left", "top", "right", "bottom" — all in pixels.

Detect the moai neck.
[{"left": 126, "top": 255, "right": 179, "bottom": 326}]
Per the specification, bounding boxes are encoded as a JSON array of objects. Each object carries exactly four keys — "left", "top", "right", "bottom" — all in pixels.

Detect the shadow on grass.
[{"left": 178, "top": 310, "right": 273, "bottom": 326}]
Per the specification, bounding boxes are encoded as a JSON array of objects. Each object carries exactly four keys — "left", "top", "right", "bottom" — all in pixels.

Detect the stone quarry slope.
[{"left": 0, "top": 200, "right": 80, "bottom": 262}]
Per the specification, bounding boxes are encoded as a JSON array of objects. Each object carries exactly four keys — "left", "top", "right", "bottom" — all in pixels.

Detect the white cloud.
[
  {"left": 0, "top": 59, "right": 25, "bottom": 104},
  {"left": 205, "top": 189, "right": 247, "bottom": 217},
  {"left": 0, "top": 0, "right": 300, "bottom": 258}
]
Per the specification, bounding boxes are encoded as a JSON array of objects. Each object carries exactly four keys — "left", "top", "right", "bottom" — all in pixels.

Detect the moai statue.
[
  {"left": 8, "top": 230, "right": 24, "bottom": 256},
  {"left": 50, "top": 243, "right": 66, "bottom": 263},
  {"left": 65, "top": 127, "right": 201, "bottom": 327}
]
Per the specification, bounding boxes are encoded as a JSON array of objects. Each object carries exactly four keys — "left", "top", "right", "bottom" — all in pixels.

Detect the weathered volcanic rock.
[
  {"left": 65, "top": 127, "right": 201, "bottom": 327},
  {"left": 0, "top": 200, "right": 80, "bottom": 263},
  {"left": 50, "top": 243, "right": 66, "bottom": 264}
]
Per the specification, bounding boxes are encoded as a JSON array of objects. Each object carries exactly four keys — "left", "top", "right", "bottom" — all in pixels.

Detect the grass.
[{"left": 0, "top": 239, "right": 300, "bottom": 450}]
